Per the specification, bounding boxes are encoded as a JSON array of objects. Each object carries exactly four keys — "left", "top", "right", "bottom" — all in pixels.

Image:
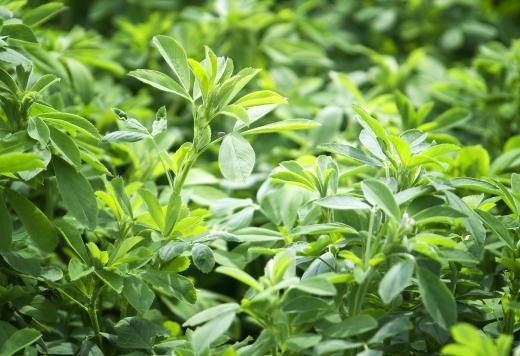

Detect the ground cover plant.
[{"left": 1, "top": 0, "right": 520, "bottom": 355}]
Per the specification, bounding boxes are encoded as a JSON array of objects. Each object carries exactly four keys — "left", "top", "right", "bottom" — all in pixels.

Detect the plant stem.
[
  {"left": 363, "top": 208, "right": 376, "bottom": 267},
  {"left": 350, "top": 267, "right": 374, "bottom": 316},
  {"left": 149, "top": 135, "right": 175, "bottom": 189},
  {"left": 88, "top": 285, "right": 104, "bottom": 347},
  {"left": 172, "top": 153, "right": 197, "bottom": 196}
]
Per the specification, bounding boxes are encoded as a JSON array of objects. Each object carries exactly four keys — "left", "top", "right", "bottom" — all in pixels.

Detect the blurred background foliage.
[{"left": 15, "top": 0, "right": 519, "bottom": 164}]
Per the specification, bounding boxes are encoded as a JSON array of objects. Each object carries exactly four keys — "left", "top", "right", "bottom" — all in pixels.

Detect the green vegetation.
[{"left": 0, "top": 1, "right": 520, "bottom": 355}]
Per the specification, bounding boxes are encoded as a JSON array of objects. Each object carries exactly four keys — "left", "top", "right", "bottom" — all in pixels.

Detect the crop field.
[{"left": 1, "top": 0, "right": 520, "bottom": 355}]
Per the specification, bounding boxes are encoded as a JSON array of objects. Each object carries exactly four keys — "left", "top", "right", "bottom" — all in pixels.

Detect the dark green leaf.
[{"left": 53, "top": 157, "right": 97, "bottom": 229}]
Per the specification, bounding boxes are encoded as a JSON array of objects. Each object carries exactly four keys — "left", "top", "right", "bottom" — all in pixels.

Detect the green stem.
[
  {"left": 88, "top": 285, "right": 104, "bottom": 347},
  {"left": 350, "top": 267, "right": 374, "bottom": 316},
  {"left": 363, "top": 208, "right": 376, "bottom": 268},
  {"left": 149, "top": 135, "right": 175, "bottom": 189},
  {"left": 172, "top": 153, "right": 197, "bottom": 196}
]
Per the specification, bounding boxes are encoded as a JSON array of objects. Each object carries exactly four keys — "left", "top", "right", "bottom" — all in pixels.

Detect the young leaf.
[
  {"left": 361, "top": 179, "right": 400, "bottom": 220},
  {"left": 68, "top": 257, "right": 94, "bottom": 281},
  {"left": 192, "top": 244, "right": 215, "bottom": 273},
  {"left": 235, "top": 90, "right": 287, "bottom": 108},
  {"left": 188, "top": 59, "right": 210, "bottom": 99},
  {"left": 219, "top": 105, "right": 250, "bottom": 125},
  {"left": 242, "top": 119, "right": 320, "bottom": 135},
  {"left": 219, "top": 132, "right": 255, "bottom": 182}
]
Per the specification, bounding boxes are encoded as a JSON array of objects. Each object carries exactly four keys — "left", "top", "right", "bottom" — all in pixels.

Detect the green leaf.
[
  {"left": 29, "top": 74, "right": 60, "bottom": 93},
  {"left": 291, "top": 223, "right": 356, "bottom": 236},
  {"left": 315, "top": 195, "right": 370, "bottom": 210},
  {"left": 451, "top": 177, "right": 498, "bottom": 194},
  {"left": 68, "top": 257, "right": 94, "bottom": 281},
  {"left": 96, "top": 270, "right": 124, "bottom": 293},
  {"left": 22, "top": 2, "right": 66, "bottom": 27},
  {"left": 318, "top": 143, "right": 382, "bottom": 166},
  {"left": 242, "top": 119, "right": 319, "bottom": 135},
  {"left": 369, "top": 318, "right": 413, "bottom": 345},
  {"left": 164, "top": 193, "right": 182, "bottom": 236},
  {"left": 110, "top": 177, "right": 133, "bottom": 218},
  {"left": 53, "top": 157, "right": 97, "bottom": 229},
  {"left": 1, "top": 24, "right": 37, "bottom": 43},
  {"left": 5, "top": 189, "right": 57, "bottom": 252},
  {"left": 192, "top": 244, "right": 215, "bottom": 274},
  {"left": 0, "top": 328, "right": 41, "bottom": 356},
  {"left": 0, "top": 153, "right": 45, "bottom": 173},
  {"left": 352, "top": 105, "right": 389, "bottom": 147},
  {"left": 361, "top": 179, "right": 400, "bottom": 220},
  {"left": 217, "top": 68, "right": 260, "bottom": 107},
  {"left": 191, "top": 311, "right": 236, "bottom": 354},
  {"left": 139, "top": 189, "right": 164, "bottom": 229},
  {"left": 56, "top": 218, "right": 90, "bottom": 263},
  {"left": 416, "top": 265, "right": 457, "bottom": 330},
  {"left": 101, "top": 131, "right": 148, "bottom": 143},
  {"left": 115, "top": 317, "right": 163, "bottom": 350},
  {"left": 188, "top": 58, "right": 210, "bottom": 99},
  {"left": 0, "top": 67, "right": 19, "bottom": 94},
  {"left": 128, "top": 69, "right": 190, "bottom": 100},
  {"left": 0, "top": 192, "right": 12, "bottom": 251},
  {"left": 40, "top": 112, "right": 100, "bottom": 140},
  {"left": 282, "top": 295, "right": 330, "bottom": 312},
  {"left": 143, "top": 271, "right": 196, "bottom": 304},
  {"left": 27, "top": 117, "right": 50, "bottom": 146},
  {"left": 109, "top": 236, "right": 144, "bottom": 266},
  {"left": 123, "top": 276, "right": 155, "bottom": 313},
  {"left": 378, "top": 259, "right": 414, "bottom": 304},
  {"left": 184, "top": 303, "right": 239, "bottom": 327},
  {"left": 219, "top": 105, "right": 250, "bottom": 125},
  {"left": 152, "top": 35, "right": 191, "bottom": 91},
  {"left": 295, "top": 276, "right": 337, "bottom": 296},
  {"left": 419, "top": 107, "right": 470, "bottom": 132},
  {"left": 235, "top": 90, "right": 287, "bottom": 108},
  {"left": 216, "top": 266, "right": 262, "bottom": 291},
  {"left": 219, "top": 132, "right": 255, "bottom": 182},
  {"left": 445, "top": 192, "right": 485, "bottom": 250},
  {"left": 389, "top": 136, "right": 411, "bottom": 166},
  {"left": 325, "top": 315, "right": 378, "bottom": 338},
  {"left": 476, "top": 210, "right": 515, "bottom": 251},
  {"left": 48, "top": 126, "right": 81, "bottom": 168},
  {"left": 412, "top": 206, "right": 466, "bottom": 224}
]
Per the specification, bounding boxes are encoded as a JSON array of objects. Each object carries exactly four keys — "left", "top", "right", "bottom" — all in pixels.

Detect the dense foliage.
[{"left": 1, "top": 0, "right": 520, "bottom": 355}]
